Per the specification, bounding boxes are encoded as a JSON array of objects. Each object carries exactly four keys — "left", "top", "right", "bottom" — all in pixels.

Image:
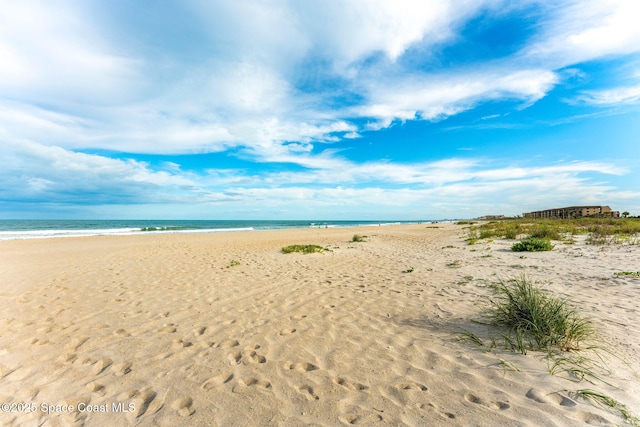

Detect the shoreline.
[
  {"left": 1, "top": 223, "right": 638, "bottom": 426},
  {"left": 0, "top": 220, "right": 440, "bottom": 241}
]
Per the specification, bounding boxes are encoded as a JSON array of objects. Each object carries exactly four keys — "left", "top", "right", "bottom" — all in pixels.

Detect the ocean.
[{"left": 0, "top": 219, "right": 433, "bottom": 240}]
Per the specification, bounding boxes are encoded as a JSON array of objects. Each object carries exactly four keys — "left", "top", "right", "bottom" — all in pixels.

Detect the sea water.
[{"left": 0, "top": 219, "right": 432, "bottom": 240}]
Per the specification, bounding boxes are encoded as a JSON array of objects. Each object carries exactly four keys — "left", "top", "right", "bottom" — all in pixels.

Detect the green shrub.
[
  {"left": 351, "top": 234, "right": 366, "bottom": 242},
  {"left": 281, "top": 244, "right": 325, "bottom": 254},
  {"left": 512, "top": 238, "right": 554, "bottom": 252}
]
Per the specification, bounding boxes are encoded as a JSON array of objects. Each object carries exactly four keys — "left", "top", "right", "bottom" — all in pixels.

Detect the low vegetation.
[
  {"left": 511, "top": 237, "right": 555, "bottom": 252},
  {"left": 458, "top": 275, "right": 639, "bottom": 425},
  {"left": 614, "top": 271, "right": 640, "bottom": 277},
  {"left": 351, "top": 234, "right": 367, "bottom": 242},
  {"left": 463, "top": 217, "right": 640, "bottom": 246},
  {"left": 570, "top": 390, "right": 640, "bottom": 427},
  {"left": 281, "top": 244, "right": 326, "bottom": 254},
  {"left": 488, "top": 276, "right": 594, "bottom": 352}
]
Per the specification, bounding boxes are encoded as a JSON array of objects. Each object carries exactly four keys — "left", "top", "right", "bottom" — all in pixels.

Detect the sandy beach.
[{"left": 1, "top": 223, "right": 639, "bottom": 426}]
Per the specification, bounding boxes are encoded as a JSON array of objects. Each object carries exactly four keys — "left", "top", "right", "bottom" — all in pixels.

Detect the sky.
[{"left": 1, "top": 0, "right": 639, "bottom": 220}]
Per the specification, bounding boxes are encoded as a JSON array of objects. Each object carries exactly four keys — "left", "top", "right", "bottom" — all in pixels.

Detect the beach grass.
[
  {"left": 614, "top": 271, "right": 640, "bottom": 277},
  {"left": 570, "top": 390, "right": 640, "bottom": 427},
  {"left": 511, "top": 237, "right": 555, "bottom": 252},
  {"left": 458, "top": 275, "right": 638, "bottom": 420},
  {"left": 351, "top": 234, "right": 367, "bottom": 242},
  {"left": 464, "top": 218, "right": 640, "bottom": 245},
  {"left": 281, "top": 244, "right": 326, "bottom": 254},
  {"left": 487, "top": 275, "right": 595, "bottom": 352}
]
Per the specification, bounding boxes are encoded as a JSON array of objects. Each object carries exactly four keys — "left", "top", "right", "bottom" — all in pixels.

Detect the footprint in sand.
[
  {"left": 85, "top": 381, "right": 106, "bottom": 396},
  {"left": 394, "top": 382, "right": 428, "bottom": 391},
  {"left": 296, "top": 384, "right": 320, "bottom": 401},
  {"left": 58, "top": 353, "right": 77, "bottom": 364},
  {"left": 526, "top": 388, "right": 576, "bottom": 407},
  {"left": 0, "top": 364, "right": 17, "bottom": 380},
  {"left": 464, "top": 393, "right": 510, "bottom": 410},
  {"left": 91, "top": 358, "right": 113, "bottom": 375},
  {"left": 239, "top": 377, "right": 271, "bottom": 389},
  {"left": 67, "top": 337, "right": 89, "bottom": 351},
  {"left": 197, "top": 340, "right": 216, "bottom": 348},
  {"left": 284, "top": 361, "right": 318, "bottom": 372},
  {"left": 172, "top": 339, "right": 193, "bottom": 349},
  {"left": 416, "top": 403, "right": 456, "bottom": 419},
  {"left": 156, "top": 325, "right": 177, "bottom": 333},
  {"left": 201, "top": 372, "right": 234, "bottom": 390},
  {"left": 218, "top": 339, "right": 240, "bottom": 349},
  {"left": 26, "top": 387, "right": 40, "bottom": 400},
  {"left": 339, "top": 413, "right": 383, "bottom": 425},
  {"left": 228, "top": 352, "right": 242, "bottom": 365},
  {"left": 579, "top": 411, "right": 615, "bottom": 426},
  {"left": 279, "top": 328, "right": 297, "bottom": 336},
  {"left": 333, "top": 377, "right": 368, "bottom": 391},
  {"left": 113, "top": 329, "right": 131, "bottom": 337},
  {"left": 245, "top": 350, "right": 266, "bottom": 364},
  {"left": 171, "top": 397, "right": 195, "bottom": 417},
  {"left": 121, "top": 389, "right": 161, "bottom": 421},
  {"left": 60, "top": 396, "right": 90, "bottom": 423},
  {"left": 113, "top": 362, "right": 132, "bottom": 376}
]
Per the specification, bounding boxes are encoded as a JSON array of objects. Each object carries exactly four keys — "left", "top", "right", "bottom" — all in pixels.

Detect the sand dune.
[{"left": 0, "top": 224, "right": 638, "bottom": 426}]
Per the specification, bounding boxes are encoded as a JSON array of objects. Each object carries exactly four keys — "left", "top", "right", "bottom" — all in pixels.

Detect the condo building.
[{"left": 522, "top": 206, "right": 620, "bottom": 219}]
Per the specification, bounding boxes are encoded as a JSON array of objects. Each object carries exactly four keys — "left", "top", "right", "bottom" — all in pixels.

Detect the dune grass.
[
  {"left": 570, "top": 390, "right": 640, "bottom": 427},
  {"left": 614, "top": 271, "right": 640, "bottom": 277},
  {"left": 459, "top": 275, "right": 638, "bottom": 425},
  {"left": 464, "top": 218, "right": 640, "bottom": 246},
  {"left": 488, "top": 275, "right": 595, "bottom": 352},
  {"left": 281, "top": 244, "right": 326, "bottom": 254},
  {"left": 511, "top": 237, "right": 555, "bottom": 252}
]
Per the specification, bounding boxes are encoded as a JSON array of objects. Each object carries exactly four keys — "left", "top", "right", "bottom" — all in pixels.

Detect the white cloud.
[
  {"left": 0, "top": 1, "right": 140, "bottom": 104},
  {"left": 576, "top": 85, "right": 640, "bottom": 106},
  {"left": 521, "top": 0, "right": 640, "bottom": 67},
  {"left": 0, "top": 140, "right": 198, "bottom": 204},
  {"left": 293, "top": 0, "right": 493, "bottom": 67},
  {"left": 2, "top": 135, "right": 635, "bottom": 218},
  {"left": 355, "top": 68, "right": 558, "bottom": 125},
  {"left": 0, "top": 0, "right": 517, "bottom": 160},
  {"left": 1, "top": 0, "right": 639, "bottom": 220}
]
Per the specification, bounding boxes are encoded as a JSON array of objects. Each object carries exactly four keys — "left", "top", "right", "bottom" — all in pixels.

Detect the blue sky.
[{"left": 1, "top": 0, "right": 639, "bottom": 220}]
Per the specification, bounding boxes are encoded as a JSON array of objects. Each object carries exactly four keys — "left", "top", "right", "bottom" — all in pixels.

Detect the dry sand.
[{"left": 0, "top": 223, "right": 639, "bottom": 426}]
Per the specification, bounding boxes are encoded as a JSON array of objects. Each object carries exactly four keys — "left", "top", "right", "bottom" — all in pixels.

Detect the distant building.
[
  {"left": 523, "top": 206, "right": 620, "bottom": 219},
  {"left": 477, "top": 215, "right": 505, "bottom": 220}
]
